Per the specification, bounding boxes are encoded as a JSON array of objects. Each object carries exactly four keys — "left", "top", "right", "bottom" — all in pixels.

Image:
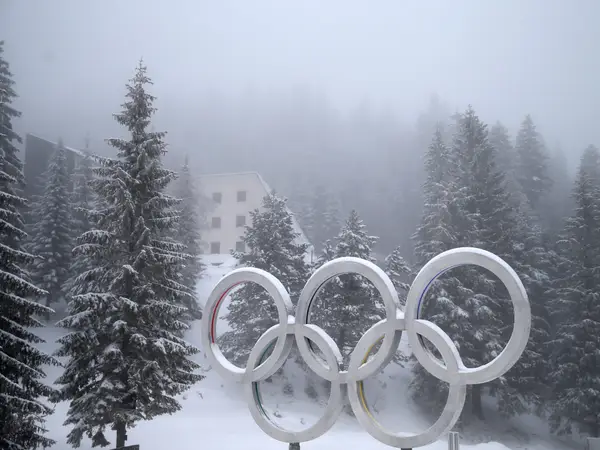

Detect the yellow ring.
[{"left": 357, "top": 336, "right": 384, "bottom": 421}]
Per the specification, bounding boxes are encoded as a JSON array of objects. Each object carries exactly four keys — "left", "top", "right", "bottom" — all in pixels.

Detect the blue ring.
[
  {"left": 416, "top": 264, "right": 462, "bottom": 352},
  {"left": 416, "top": 265, "right": 462, "bottom": 318},
  {"left": 253, "top": 340, "right": 277, "bottom": 418}
]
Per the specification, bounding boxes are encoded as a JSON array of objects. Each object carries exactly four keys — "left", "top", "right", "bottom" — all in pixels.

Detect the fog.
[
  {"left": 3, "top": 0, "right": 599, "bottom": 152},
  {"left": 2, "top": 0, "right": 599, "bottom": 251}
]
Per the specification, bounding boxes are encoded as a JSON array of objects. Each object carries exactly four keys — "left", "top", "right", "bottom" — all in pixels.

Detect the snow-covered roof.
[
  {"left": 198, "top": 171, "right": 313, "bottom": 252},
  {"left": 26, "top": 133, "right": 85, "bottom": 157}
]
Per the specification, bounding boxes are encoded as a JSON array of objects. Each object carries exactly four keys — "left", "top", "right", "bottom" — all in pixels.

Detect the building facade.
[
  {"left": 23, "top": 133, "right": 82, "bottom": 201},
  {"left": 198, "top": 171, "right": 313, "bottom": 259}
]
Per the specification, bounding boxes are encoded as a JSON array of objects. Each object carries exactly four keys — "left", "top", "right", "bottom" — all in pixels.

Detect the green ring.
[{"left": 253, "top": 340, "right": 277, "bottom": 418}]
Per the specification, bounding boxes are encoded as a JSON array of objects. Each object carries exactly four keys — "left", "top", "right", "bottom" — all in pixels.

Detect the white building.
[{"left": 198, "top": 171, "right": 313, "bottom": 261}]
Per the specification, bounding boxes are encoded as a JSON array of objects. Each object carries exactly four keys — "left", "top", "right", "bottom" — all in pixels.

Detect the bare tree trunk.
[
  {"left": 115, "top": 422, "right": 127, "bottom": 448},
  {"left": 471, "top": 385, "right": 484, "bottom": 420}
]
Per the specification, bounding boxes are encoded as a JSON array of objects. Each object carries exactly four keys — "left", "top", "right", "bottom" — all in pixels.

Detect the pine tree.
[
  {"left": 488, "top": 122, "right": 522, "bottom": 208},
  {"left": 410, "top": 125, "right": 465, "bottom": 418},
  {"left": 172, "top": 155, "right": 204, "bottom": 319},
  {"left": 493, "top": 204, "right": 553, "bottom": 417},
  {"left": 549, "top": 145, "right": 600, "bottom": 437},
  {"left": 302, "top": 184, "right": 340, "bottom": 252},
  {"left": 384, "top": 246, "right": 412, "bottom": 302},
  {"left": 0, "top": 40, "right": 59, "bottom": 450},
  {"left": 540, "top": 145, "right": 573, "bottom": 236},
  {"left": 27, "top": 139, "right": 73, "bottom": 311},
  {"left": 469, "top": 115, "right": 553, "bottom": 418},
  {"left": 64, "top": 148, "right": 95, "bottom": 297},
  {"left": 412, "top": 125, "right": 458, "bottom": 265},
  {"left": 310, "top": 210, "right": 382, "bottom": 365},
  {"left": 53, "top": 62, "right": 203, "bottom": 449},
  {"left": 515, "top": 115, "right": 552, "bottom": 211},
  {"left": 411, "top": 107, "right": 530, "bottom": 423},
  {"left": 410, "top": 121, "right": 468, "bottom": 420},
  {"left": 221, "top": 192, "right": 310, "bottom": 366}
]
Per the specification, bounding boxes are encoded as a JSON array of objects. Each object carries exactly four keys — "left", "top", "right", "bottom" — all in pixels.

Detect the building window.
[
  {"left": 235, "top": 241, "right": 246, "bottom": 252},
  {"left": 237, "top": 190, "right": 247, "bottom": 202},
  {"left": 236, "top": 215, "right": 246, "bottom": 227},
  {"left": 211, "top": 217, "right": 221, "bottom": 229},
  {"left": 212, "top": 192, "right": 222, "bottom": 204},
  {"left": 210, "top": 242, "right": 221, "bottom": 254}
]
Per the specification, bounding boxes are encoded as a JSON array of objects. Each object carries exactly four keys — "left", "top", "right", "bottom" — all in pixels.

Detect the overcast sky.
[{"left": 2, "top": 0, "right": 599, "bottom": 159}]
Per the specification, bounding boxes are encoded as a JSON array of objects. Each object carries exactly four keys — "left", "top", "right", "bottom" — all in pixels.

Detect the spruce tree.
[
  {"left": 493, "top": 204, "right": 553, "bottom": 417},
  {"left": 549, "top": 145, "right": 600, "bottom": 437},
  {"left": 221, "top": 192, "right": 310, "bottom": 366},
  {"left": 488, "top": 122, "right": 522, "bottom": 208},
  {"left": 470, "top": 114, "right": 552, "bottom": 418},
  {"left": 302, "top": 183, "right": 340, "bottom": 252},
  {"left": 64, "top": 149, "right": 95, "bottom": 298},
  {"left": 411, "top": 108, "right": 533, "bottom": 422},
  {"left": 172, "top": 155, "right": 204, "bottom": 319},
  {"left": 410, "top": 122, "right": 469, "bottom": 420},
  {"left": 515, "top": 115, "right": 552, "bottom": 211},
  {"left": 412, "top": 126, "right": 458, "bottom": 265},
  {"left": 0, "top": 40, "right": 59, "bottom": 450},
  {"left": 540, "top": 145, "right": 573, "bottom": 236},
  {"left": 410, "top": 125, "right": 464, "bottom": 417},
  {"left": 384, "top": 246, "right": 412, "bottom": 302},
  {"left": 27, "top": 139, "right": 73, "bottom": 311},
  {"left": 310, "top": 209, "right": 382, "bottom": 365},
  {"left": 53, "top": 62, "right": 203, "bottom": 448}
]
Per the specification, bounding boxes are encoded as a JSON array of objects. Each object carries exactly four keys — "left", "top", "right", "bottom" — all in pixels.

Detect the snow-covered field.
[{"left": 39, "top": 257, "right": 577, "bottom": 450}]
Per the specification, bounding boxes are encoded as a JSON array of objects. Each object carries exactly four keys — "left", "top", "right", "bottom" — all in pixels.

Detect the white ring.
[
  {"left": 404, "top": 247, "right": 531, "bottom": 385},
  {"left": 348, "top": 319, "right": 466, "bottom": 448},
  {"left": 295, "top": 257, "right": 401, "bottom": 383},
  {"left": 245, "top": 324, "right": 345, "bottom": 442},
  {"left": 201, "top": 267, "right": 294, "bottom": 383},
  {"left": 202, "top": 249, "right": 531, "bottom": 447}
]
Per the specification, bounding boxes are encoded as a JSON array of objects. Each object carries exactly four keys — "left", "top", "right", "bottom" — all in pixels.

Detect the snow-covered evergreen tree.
[
  {"left": 489, "top": 122, "right": 522, "bottom": 208},
  {"left": 53, "top": 62, "right": 203, "bottom": 449},
  {"left": 384, "top": 246, "right": 412, "bottom": 302},
  {"left": 301, "top": 183, "right": 340, "bottom": 252},
  {"left": 410, "top": 121, "right": 468, "bottom": 419},
  {"left": 0, "top": 40, "right": 59, "bottom": 450},
  {"left": 27, "top": 139, "right": 73, "bottom": 311},
  {"left": 489, "top": 122, "right": 515, "bottom": 177},
  {"left": 412, "top": 125, "right": 458, "bottom": 265},
  {"left": 548, "top": 145, "right": 600, "bottom": 437},
  {"left": 493, "top": 204, "right": 553, "bottom": 417},
  {"left": 411, "top": 108, "right": 531, "bottom": 422},
  {"left": 515, "top": 115, "right": 552, "bottom": 211},
  {"left": 465, "top": 113, "right": 553, "bottom": 418},
  {"left": 221, "top": 192, "right": 310, "bottom": 366},
  {"left": 540, "top": 144, "right": 573, "bottom": 236},
  {"left": 64, "top": 148, "right": 95, "bottom": 297},
  {"left": 410, "top": 125, "right": 466, "bottom": 417},
  {"left": 172, "top": 154, "right": 204, "bottom": 319},
  {"left": 310, "top": 209, "right": 382, "bottom": 365}
]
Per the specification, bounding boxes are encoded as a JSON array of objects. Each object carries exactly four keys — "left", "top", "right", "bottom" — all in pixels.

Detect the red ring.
[{"left": 210, "top": 282, "right": 242, "bottom": 343}]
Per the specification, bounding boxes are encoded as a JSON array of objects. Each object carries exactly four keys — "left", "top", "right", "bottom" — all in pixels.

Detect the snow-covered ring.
[
  {"left": 245, "top": 324, "right": 345, "bottom": 442},
  {"left": 202, "top": 268, "right": 295, "bottom": 383},
  {"left": 295, "top": 256, "right": 402, "bottom": 384},
  {"left": 405, "top": 247, "right": 531, "bottom": 386},
  {"left": 201, "top": 248, "right": 531, "bottom": 448},
  {"left": 348, "top": 318, "right": 467, "bottom": 449}
]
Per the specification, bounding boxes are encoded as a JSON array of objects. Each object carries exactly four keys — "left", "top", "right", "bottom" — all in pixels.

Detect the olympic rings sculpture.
[{"left": 201, "top": 247, "right": 531, "bottom": 448}]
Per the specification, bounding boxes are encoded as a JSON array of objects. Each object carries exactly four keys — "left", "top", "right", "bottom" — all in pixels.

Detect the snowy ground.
[{"left": 39, "top": 256, "right": 579, "bottom": 450}]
